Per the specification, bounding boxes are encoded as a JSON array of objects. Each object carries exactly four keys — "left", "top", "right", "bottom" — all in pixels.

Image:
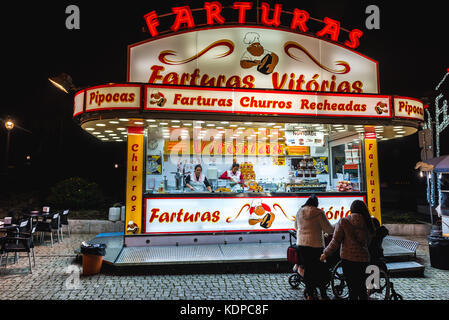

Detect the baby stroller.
[{"left": 287, "top": 230, "right": 340, "bottom": 298}]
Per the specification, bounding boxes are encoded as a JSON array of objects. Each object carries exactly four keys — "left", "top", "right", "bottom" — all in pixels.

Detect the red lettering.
[
  {"left": 261, "top": 2, "right": 281, "bottom": 27},
  {"left": 160, "top": 212, "right": 170, "bottom": 222},
  {"left": 233, "top": 2, "right": 252, "bottom": 24},
  {"left": 345, "top": 29, "right": 363, "bottom": 49},
  {"left": 204, "top": 1, "right": 225, "bottom": 25},
  {"left": 212, "top": 211, "right": 220, "bottom": 223},
  {"left": 290, "top": 8, "right": 309, "bottom": 32},
  {"left": 148, "top": 65, "right": 165, "bottom": 84},
  {"left": 316, "top": 17, "right": 340, "bottom": 41},
  {"left": 171, "top": 6, "right": 195, "bottom": 32},
  {"left": 300, "top": 99, "right": 309, "bottom": 109},
  {"left": 143, "top": 11, "right": 159, "bottom": 37},
  {"left": 149, "top": 208, "right": 160, "bottom": 223},
  {"left": 184, "top": 211, "right": 195, "bottom": 222},
  {"left": 201, "top": 211, "right": 212, "bottom": 222}
]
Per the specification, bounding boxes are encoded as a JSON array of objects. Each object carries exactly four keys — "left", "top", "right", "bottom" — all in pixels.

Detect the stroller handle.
[{"left": 288, "top": 229, "right": 296, "bottom": 246}]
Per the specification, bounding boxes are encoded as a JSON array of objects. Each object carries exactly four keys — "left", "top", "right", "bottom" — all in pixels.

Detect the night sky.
[{"left": 1, "top": 0, "right": 447, "bottom": 206}]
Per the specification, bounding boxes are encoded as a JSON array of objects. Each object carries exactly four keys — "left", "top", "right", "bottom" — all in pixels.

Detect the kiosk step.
[{"left": 386, "top": 261, "right": 425, "bottom": 276}]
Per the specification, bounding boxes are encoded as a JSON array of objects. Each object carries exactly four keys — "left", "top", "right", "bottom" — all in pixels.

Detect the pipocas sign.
[{"left": 129, "top": 2, "right": 379, "bottom": 93}]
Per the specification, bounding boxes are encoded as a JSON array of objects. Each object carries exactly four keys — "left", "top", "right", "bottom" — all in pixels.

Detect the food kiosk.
[{"left": 73, "top": 3, "right": 425, "bottom": 250}]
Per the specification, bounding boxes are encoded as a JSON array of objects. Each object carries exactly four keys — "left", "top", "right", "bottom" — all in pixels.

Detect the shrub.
[{"left": 46, "top": 177, "right": 105, "bottom": 210}]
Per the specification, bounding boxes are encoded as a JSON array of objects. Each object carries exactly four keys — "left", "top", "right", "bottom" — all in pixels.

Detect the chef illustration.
[
  {"left": 127, "top": 220, "right": 139, "bottom": 234},
  {"left": 149, "top": 91, "right": 166, "bottom": 107},
  {"left": 374, "top": 101, "right": 389, "bottom": 115},
  {"left": 248, "top": 199, "right": 275, "bottom": 229},
  {"left": 240, "top": 32, "right": 279, "bottom": 75}
]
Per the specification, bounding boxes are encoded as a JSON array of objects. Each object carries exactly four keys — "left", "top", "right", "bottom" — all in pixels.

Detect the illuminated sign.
[
  {"left": 145, "top": 85, "right": 391, "bottom": 118},
  {"left": 144, "top": 195, "right": 365, "bottom": 234},
  {"left": 393, "top": 96, "right": 425, "bottom": 121},
  {"left": 285, "top": 131, "right": 325, "bottom": 147},
  {"left": 73, "top": 90, "right": 84, "bottom": 116},
  {"left": 364, "top": 129, "right": 382, "bottom": 223},
  {"left": 129, "top": 27, "right": 379, "bottom": 93},
  {"left": 126, "top": 127, "right": 144, "bottom": 235},
  {"left": 143, "top": 2, "right": 363, "bottom": 49},
  {"left": 85, "top": 84, "right": 141, "bottom": 112}
]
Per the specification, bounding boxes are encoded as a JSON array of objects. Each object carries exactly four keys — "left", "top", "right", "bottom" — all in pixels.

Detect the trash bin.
[
  {"left": 108, "top": 207, "right": 120, "bottom": 221},
  {"left": 427, "top": 235, "right": 449, "bottom": 270},
  {"left": 80, "top": 242, "right": 106, "bottom": 275}
]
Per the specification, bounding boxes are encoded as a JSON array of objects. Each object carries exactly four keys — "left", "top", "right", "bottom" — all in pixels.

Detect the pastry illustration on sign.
[
  {"left": 226, "top": 200, "right": 294, "bottom": 229},
  {"left": 149, "top": 91, "right": 166, "bottom": 107},
  {"left": 240, "top": 32, "right": 279, "bottom": 75},
  {"left": 248, "top": 199, "right": 275, "bottom": 229},
  {"left": 127, "top": 220, "right": 139, "bottom": 234},
  {"left": 374, "top": 101, "right": 388, "bottom": 115}
]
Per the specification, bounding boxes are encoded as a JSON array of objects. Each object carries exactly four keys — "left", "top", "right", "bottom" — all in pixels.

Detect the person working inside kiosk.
[
  {"left": 185, "top": 164, "right": 212, "bottom": 192},
  {"left": 219, "top": 163, "right": 244, "bottom": 184}
]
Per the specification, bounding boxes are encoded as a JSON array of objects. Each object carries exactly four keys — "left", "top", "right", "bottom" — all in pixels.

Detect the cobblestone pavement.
[{"left": 0, "top": 233, "right": 448, "bottom": 300}]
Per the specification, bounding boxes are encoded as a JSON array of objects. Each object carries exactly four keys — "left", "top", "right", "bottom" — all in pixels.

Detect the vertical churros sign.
[
  {"left": 364, "top": 129, "right": 382, "bottom": 223},
  {"left": 126, "top": 127, "right": 144, "bottom": 234}
]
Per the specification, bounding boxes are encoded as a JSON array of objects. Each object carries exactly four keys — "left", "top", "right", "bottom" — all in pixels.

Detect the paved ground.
[{"left": 0, "top": 233, "right": 448, "bottom": 301}]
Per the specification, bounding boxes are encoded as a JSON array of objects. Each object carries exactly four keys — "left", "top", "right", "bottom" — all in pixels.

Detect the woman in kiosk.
[
  {"left": 185, "top": 164, "right": 212, "bottom": 192},
  {"left": 219, "top": 163, "right": 244, "bottom": 184}
]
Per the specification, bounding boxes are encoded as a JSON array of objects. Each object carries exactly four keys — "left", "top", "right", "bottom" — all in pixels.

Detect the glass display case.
[{"left": 144, "top": 119, "right": 365, "bottom": 195}]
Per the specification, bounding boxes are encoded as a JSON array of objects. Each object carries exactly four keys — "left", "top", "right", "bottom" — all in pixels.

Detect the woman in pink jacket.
[
  {"left": 320, "top": 200, "right": 375, "bottom": 300},
  {"left": 295, "top": 195, "right": 334, "bottom": 300}
]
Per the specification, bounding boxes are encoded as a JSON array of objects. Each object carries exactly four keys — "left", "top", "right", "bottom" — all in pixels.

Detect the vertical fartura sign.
[{"left": 364, "top": 129, "right": 382, "bottom": 223}]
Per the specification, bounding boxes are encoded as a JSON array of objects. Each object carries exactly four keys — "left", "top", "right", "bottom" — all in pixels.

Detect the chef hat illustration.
[
  {"left": 243, "top": 32, "right": 261, "bottom": 44},
  {"left": 251, "top": 199, "right": 262, "bottom": 208},
  {"left": 249, "top": 199, "right": 271, "bottom": 214},
  {"left": 127, "top": 220, "right": 138, "bottom": 231}
]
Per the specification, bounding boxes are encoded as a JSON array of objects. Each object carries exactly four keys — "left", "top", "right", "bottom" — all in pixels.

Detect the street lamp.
[
  {"left": 3, "top": 118, "right": 15, "bottom": 174},
  {"left": 5, "top": 119, "right": 14, "bottom": 130}
]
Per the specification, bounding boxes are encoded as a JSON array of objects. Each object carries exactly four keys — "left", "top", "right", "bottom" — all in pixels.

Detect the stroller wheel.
[
  {"left": 288, "top": 273, "right": 303, "bottom": 289},
  {"left": 390, "top": 292, "right": 403, "bottom": 300}
]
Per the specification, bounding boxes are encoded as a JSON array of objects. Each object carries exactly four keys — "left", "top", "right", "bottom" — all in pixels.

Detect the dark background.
[{"left": 0, "top": 0, "right": 447, "bottom": 211}]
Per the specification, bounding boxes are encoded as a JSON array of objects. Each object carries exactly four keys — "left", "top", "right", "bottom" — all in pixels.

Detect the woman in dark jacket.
[{"left": 320, "top": 200, "right": 375, "bottom": 300}]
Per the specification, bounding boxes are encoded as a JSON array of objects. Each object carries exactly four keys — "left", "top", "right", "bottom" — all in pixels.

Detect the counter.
[{"left": 143, "top": 191, "right": 366, "bottom": 235}]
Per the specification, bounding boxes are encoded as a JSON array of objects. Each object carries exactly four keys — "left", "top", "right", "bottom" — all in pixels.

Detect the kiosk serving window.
[{"left": 144, "top": 120, "right": 365, "bottom": 194}]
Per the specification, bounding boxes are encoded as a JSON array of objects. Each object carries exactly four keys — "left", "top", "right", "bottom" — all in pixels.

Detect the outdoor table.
[
  {"left": 23, "top": 211, "right": 51, "bottom": 230},
  {"left": 22, "top": 212, "right": 51, "bottom": 245},
  {"left": 0, "top": 222, "right": 19, "bottom": 233}
]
